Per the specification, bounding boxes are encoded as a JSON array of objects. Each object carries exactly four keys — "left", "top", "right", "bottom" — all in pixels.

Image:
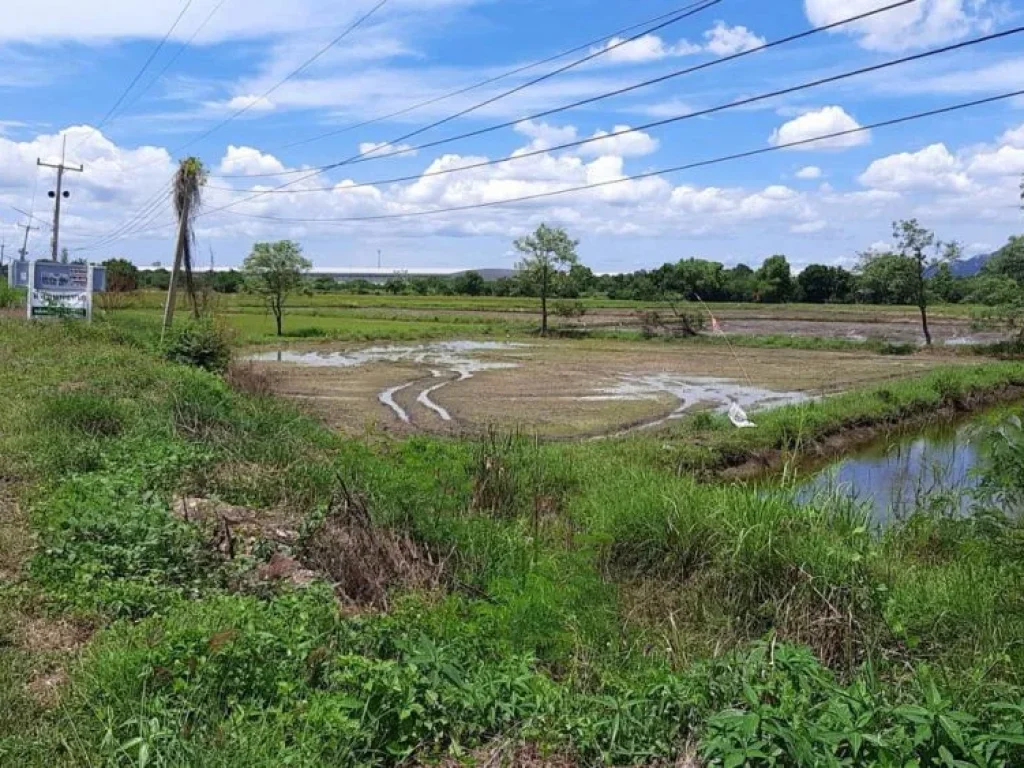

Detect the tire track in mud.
[
  {"left": 378, "top": 382, "right": 416, "bottom": 423},
  {"left": 416, "top": 371, "right": 456, "bottom": 422}
]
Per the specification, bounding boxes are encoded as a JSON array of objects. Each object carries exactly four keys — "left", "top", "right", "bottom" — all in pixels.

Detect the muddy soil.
[{"left": 253, "top": 339, "right": 969, "bottom": 439}]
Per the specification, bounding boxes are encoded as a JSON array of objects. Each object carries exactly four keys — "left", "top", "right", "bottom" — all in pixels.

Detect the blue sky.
[{"left": 1, "top": 0, "right": 1023, "bottom": 272}]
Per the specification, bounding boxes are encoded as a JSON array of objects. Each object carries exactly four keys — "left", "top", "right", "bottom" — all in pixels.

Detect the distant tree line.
[{"left": 107, "top": 231, "right": 1024, "bottom": 309}]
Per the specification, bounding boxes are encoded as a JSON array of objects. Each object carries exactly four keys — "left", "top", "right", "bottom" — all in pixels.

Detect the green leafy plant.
[{"left": 162, "top": 318, "right": 233, "bottom": 372}]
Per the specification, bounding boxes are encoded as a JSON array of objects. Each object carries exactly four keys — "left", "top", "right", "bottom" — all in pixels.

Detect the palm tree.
[{"left": 161, "top": 157, "right": 207, "bottom": 336}]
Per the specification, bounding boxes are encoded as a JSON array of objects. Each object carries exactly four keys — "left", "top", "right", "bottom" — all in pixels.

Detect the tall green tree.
[
  {"left": 893, "top": 219, "right": 939, "bottom": 345},
  {"left": 930, "top": 262, "right": 962, "bottom": 303},
  {"left": 984, "top": 236, "right": 1024, "bottom": 286},
  {"left": 452, "top": 270, "right": 486, "bottom": 296},
  {"left": 856, "top": 250, "right": 918, "bottom": 305},
  {"left": 242, "top": 240, "right": 312, "bottom": 336},
  {"left": 725, "top": 264, "right": 756, "bottom": 302},
  {"left": 755, "top": 255, "right": 794, "bottom": 303},
  {"left": 514, "top": 224, "right": 580, "bottom": 335},
  {"left": 797, "top": 264, "right": 855, "bottom": 304},
  {"left": 102, "top": 258, "right": 139, "bottom": 292}
]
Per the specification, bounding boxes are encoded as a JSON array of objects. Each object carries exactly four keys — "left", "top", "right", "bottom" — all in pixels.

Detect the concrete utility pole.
[
  {"left": 17, "top": 222, "right": 38, "bottom": 260},
  {"left": 37, "top": 135, "right": 83, "bottom": 262},
  {"left": 161, "top": 192, "right": 191, "bottom": 340}
]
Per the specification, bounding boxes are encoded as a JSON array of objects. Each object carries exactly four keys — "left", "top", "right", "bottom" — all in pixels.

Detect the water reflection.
[{"left": 794, "top": 420, "right": 991, "bottom": 526}]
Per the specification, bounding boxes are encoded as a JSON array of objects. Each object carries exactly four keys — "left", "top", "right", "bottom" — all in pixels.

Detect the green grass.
[
  {"left": 104, "top": 306, "right": 941, "bottom": 356},
  {"left": 1, "top": 319, "right": 1023, "bottom": 766},
  {"left": 104, "top": 290, "right": 982, "bottom": 346},
  {"left": 634, "top": 362, "right": 1024, "bottom": 475},
  {"left": 123, "top": 290, "right": 982, "bottom": 315}
]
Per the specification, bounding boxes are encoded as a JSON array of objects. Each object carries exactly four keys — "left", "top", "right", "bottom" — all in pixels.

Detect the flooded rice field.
[{"left": 251, "top": 339, "right": 966, "bottom": 438}]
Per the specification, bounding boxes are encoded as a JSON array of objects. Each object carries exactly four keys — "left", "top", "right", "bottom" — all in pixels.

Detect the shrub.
[
  {"left": 162, "top": 318, "right": 233, "bottom": 373},
  {"left": 283, "top": 326, "right": 329, "bottom": 338},
  {"left": 37, "top": 391, "right": 125, "bottom": 438},
  {"left": 0, "top": 278, "right": 23, "bottom": 309},
  {"left": 225, "top": 361, "right": 276, "bottom": 396},
  {"left": 553, "top": 299, "right": 587, "bottom": 322}
]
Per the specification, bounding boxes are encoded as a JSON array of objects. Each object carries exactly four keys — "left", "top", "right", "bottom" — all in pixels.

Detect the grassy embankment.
[{"left": 2, "top": 320, "right": 1024, "bottom": 766}]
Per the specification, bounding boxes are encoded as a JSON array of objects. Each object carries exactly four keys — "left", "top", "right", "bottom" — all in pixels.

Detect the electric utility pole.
[
  {"left": 17, "top": 222, "right": 38, "bottom": 260},
  {"left": 37, "top": 136, "right": 83, "bottom": 262}
]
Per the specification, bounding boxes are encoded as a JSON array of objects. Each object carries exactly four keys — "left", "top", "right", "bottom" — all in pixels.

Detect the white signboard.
[
  {"left": 6, "top": 261, "right": 106, "bottom": 292},
  {"left": 27, "top": 261, "right": 93, "bottom": 321}
]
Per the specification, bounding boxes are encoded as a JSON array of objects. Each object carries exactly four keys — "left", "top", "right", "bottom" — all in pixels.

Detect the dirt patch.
[
  {"left": 225, "top": 360, "right": 278, "bottom": 396},
  {"left": 0, "top": 480, "right": 31, "bottom": 583},
  {"left": 24, "top": 668, "right": 69, "bottom": 708},
  {"left": 172, "top": 495, "right": 302, "bottom": 559},
  {"left": 174, "top": 487, "right": 445, "bottom": 608},
  {"left": 425, "top": 741, "right": 701, "bottom": 767},
  {"left": 13, "top": 616, "right": 92, "bottom": 652},
  {"left": 301, "top": 482, "right": 446, "bottom": 610},
  {"left": 427, "top": 742, "right": 579, "bottom": 768}
]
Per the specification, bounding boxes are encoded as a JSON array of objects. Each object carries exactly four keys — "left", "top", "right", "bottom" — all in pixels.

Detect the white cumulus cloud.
[
  {"left": 593, "top": 22, "right": 764, "bottom": 64},
  {"left": 858, "top": 143, "right": 973, "bottom": 192},
  {"left": 703, "top": 22, "right": 765, "bottom": 56},
  {"left": 578, "top": 126, "right": 659, "bottom": 158},
  {"left": 803, "top": 0, "right": 996, "bottom": 52},
  {"left": 795, "top": 166, "right": 823, "bottom": 180},
  {"left": 218, "top": 145, "right": 286, "bottom": 176},
  {"left": 514, "top": 120, "right": 579, "bottom": 150},
  {"left": 357, "top": 141, "right": 418, "bottom": 158},
  {"left": 1000, "top": 123, "right": 1024, "bottom": 148},
  {"left": 769, "top": 106, "right": 869, "bottom": 151},
  {"left": 595, "top": 34, "right": 702, "bottom": 63}
]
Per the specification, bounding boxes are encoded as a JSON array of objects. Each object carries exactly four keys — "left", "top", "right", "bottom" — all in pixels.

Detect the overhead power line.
[
  {"left": 165, "top": 0, "right": 390, "bottom": 157},
  {"left": 221, "top": 0, "right": 722, "bottom": 182},
  {"left": 342, "top": 1, "right": 918, "bottom": 167},
  {"left": 216, "top": 89, "right": 1024, "bottom": 224},
  {"left": 207, "top": 0, "right": 918, "bottom": 195},
  {"left": 73, "top": 2, "right": 232, "bottom": 251},
  {"left": 75, "top": 0, "right": 196, "bottom": 151},
  {"left": 234, "top": 0, "right": 731, "bottom": 160},
  {"left": 73, "top": 181, "right": 173, "bottom": 253},
  {"left": 114, "top": 0, "right": 232, "bottom": 121},
  {"left": 199, "top": 20, "right": 1022, "bottom": 218},
  {"left": 198, "top": 0, "right": 919, "bottom": 211},
  {"left": 91, "top": 88, "right": 1024, "bottom": 243},
  {"left": 82, "top": 0, "right": 388, "bottom": 248},
  {"left": 89, "top": 0, "right": 721, "bottom": 250}
]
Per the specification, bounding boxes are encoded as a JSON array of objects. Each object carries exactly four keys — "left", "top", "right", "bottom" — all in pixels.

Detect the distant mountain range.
[
  {"left": 924, "top": 253, "right": 992, "bottom": 278},
  {"left": 947, "top": 254, "right": 992, "bottom": 277}
]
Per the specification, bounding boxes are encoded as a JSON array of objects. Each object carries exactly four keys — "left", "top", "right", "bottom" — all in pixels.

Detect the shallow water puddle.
[
  {"left": 251, "top": 341, "right": 527, "bottom": 373},
  {"left": 590, "top": 374, "right": 809, "bottom": 434},
  {"left": 379, "top": 382, "right": 415, "bottom": 423}
]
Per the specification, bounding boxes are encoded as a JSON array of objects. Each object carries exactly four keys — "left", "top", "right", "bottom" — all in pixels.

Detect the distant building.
[{"left": 139, "top": 265, "right": 517, "bottom": 285}]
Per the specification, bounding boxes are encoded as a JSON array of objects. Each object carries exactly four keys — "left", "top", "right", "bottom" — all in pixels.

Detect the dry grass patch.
[{"left": 301, "top": 482, "right": 447, "bottom": 610}]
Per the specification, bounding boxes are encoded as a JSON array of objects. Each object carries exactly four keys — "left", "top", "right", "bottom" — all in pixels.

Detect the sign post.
[{"left": 26, "top": 260, "right": 94, "bottom": 321}]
